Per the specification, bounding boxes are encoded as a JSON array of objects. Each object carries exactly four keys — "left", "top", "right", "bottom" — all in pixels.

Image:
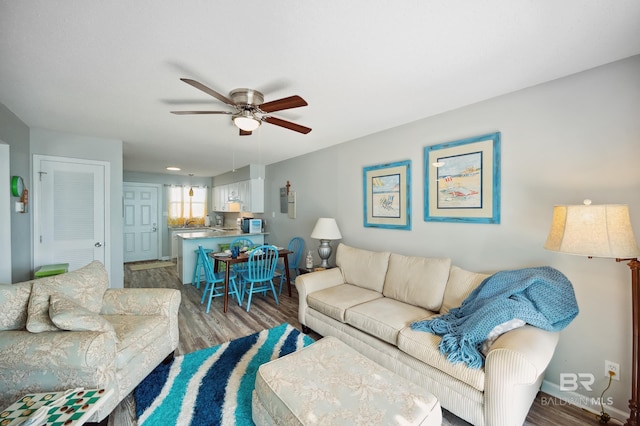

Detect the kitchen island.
[{"left": 176, "top": 229, "right": 266, "bottom": 285}]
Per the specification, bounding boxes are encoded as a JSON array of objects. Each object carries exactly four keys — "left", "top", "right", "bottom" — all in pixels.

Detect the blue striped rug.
[{"left": 134, "top": 323, "right": 314, "bottom": 425}]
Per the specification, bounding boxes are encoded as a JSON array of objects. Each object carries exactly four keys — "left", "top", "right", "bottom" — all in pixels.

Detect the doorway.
[
  {"left": 33, "top": 155, "right": 109, "bottom": 274},
  {"left": 123, "top": 182, "right": 161, "bottom": 262}
]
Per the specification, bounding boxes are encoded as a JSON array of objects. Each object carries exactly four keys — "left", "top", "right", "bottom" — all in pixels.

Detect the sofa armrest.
[
  {"left": 0, "top": 330, "right": 118, "bottom": 411},
  {"left": 0, "top": 330, "right": 116, "bottom": 370},
  {"left": 100, "top": 288, "right": 181, "bottom": 317},
  {"left": 484, "top": 325, "right": 560, "bottom": 426},
  {"left": 295, "top": 268, "right": 345, "bottom": 326}
]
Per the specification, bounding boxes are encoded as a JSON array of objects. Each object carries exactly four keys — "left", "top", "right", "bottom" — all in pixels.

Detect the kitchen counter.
[
  {"left": 176, "top": 230, "right": 267, "bottom": 285},
  {"left": 176, "top": 229, "right": 266, "bottom": 239}
]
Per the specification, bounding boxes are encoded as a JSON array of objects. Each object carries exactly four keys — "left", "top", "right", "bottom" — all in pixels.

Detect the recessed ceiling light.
[{"left": 166, "top": 166, "right": 181, "bottom": 171}]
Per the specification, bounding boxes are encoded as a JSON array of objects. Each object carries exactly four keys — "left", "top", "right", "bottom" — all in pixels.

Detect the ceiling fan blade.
[
  {"left": 263, "top": 116, "right": 312, "bottom": 134},
  {"left": 239, "top": 129, "right": 252, "bottom": 136},
  {"left": 259, "top": 95, "right": 308, "bottom": 113},
  {"left": 180, "top": 78, "right": 236, "bottom": 107},
  {"left": 170, "top": 111, "right": 233, "bottom": 115}
]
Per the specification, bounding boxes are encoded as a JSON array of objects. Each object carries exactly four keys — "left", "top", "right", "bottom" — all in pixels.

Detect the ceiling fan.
[{"left": 171, "top": 78, "right": 312, "bottom": 136}]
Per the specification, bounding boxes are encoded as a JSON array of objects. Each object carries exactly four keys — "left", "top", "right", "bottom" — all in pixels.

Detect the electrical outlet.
[{"left": 605, "top": 360, "right": 620, "bottom": 381}]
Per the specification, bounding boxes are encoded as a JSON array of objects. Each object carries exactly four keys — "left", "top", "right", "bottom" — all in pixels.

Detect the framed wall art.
[
  {"left": 363, "top": 160, "right": 411, "bottom": 230},
  {"left": 424, "top": 132, "right": 501, "bottom": 224}
]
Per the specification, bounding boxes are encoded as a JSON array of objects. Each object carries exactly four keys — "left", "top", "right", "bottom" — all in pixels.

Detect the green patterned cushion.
[
  {"left": 49, "top": 294, "right": 115, "bottom": 336},
  {"left": 26, "top": 261, "right": 109, "bottom": 333}
]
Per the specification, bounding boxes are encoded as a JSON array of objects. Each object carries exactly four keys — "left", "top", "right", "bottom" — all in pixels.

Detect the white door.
[
  {"left": 123, "top": 183, "right": 159, "bottom": 262},
  {"left": 33, "top": 155, "right": 109, "bottom": 273}
]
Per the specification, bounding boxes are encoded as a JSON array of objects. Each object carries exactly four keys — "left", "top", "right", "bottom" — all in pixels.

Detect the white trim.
[
  {"left": 0, "top": 143, "right": 11, "bottom": 283},
  {"left": 541, "top": 380, "right": 627, "bottom": 422}
]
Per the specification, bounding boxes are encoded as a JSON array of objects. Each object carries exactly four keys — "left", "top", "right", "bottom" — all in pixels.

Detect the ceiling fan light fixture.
[{"left": 233, "top": 111, "right": 261, "bottom": 132}]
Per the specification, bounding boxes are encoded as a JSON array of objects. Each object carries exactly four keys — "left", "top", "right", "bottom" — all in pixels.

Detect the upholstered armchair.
[{"left": 0, "top": 261, "right": 181, "bottom": 423}]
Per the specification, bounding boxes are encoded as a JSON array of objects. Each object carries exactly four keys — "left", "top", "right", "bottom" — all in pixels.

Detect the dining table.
[{"left": 209, "top": 248, "right": 293, "bottom": 312}]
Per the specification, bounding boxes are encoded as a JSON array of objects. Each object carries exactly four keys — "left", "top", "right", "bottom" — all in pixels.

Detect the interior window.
[{"left": 167, "top": 186, "right": 207, "bottom": 226}]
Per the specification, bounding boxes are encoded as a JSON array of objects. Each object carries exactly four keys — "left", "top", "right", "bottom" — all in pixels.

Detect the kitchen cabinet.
[
  {"left": 247, "top": 179, "right": 264, "bottom": 213},
  {"left": 212, "top": 178, "right": 263, "bottom": 213}
]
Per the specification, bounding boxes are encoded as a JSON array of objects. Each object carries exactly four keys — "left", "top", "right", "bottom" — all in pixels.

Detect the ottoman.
[{"left": 252, "top": 336, "right": 442, "bottom": 425}]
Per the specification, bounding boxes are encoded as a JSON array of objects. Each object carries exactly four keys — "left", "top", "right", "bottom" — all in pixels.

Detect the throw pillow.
[
  {"left": 26, "top": 261, "right": 109, "bottom": 333},
  {"left": 481, "top": 318, "right": 526, "bottom": 356},
  {"left": 0, "top": 281, "right": 34, "bottom": 331},
  {"left": 49, "top": 294, "right": 115, "bottom": 336}
]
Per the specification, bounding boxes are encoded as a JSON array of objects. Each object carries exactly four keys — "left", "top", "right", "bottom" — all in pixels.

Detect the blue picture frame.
[
  {"left": 424, "top": 132, "right": 501, "bottom": 224},
  {"left": 363, "top": 160, "right": 411, "bottom": 230}
]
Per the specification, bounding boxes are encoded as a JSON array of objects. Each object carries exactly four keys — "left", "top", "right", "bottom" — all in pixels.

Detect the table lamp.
[
  {"left": 310, "top": 218, "right": 342, "bottom": 268},
  {"left": 544, "top": 200, "right": 640, "bottom": 426}
]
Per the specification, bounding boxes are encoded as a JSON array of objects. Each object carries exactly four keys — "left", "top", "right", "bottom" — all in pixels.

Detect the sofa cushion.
[
  {"left": 26, "top": 261, "right": 109, "bottom": 333},
  {"left": 0, "top": 281, "right": 34, "bottom": 331},
  {"left": 336, "top": 243, "right": 391, "bottom": 293},
  {"left": 103, "top": 314, "right": 168, "bottom": 370},
  {"left": 307, "top": 284, "right": 382, "bottom": 322},
  {"left": 398, "top": 326, "right": 485, "bottom": 391},
  {"left": 345, "top": 297, "right": 435, "bottom": 345},
  {"left": 440, "top": 266, "right": 490, "bottom": 314},
  {"left": 49, "top": 294, "right": 116, "bottom": 338},
  {"left": 383, "top": 254, "right": 451, "bottom": 311}
]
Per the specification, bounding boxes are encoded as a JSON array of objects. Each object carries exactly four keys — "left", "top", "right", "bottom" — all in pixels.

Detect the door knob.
[
  {"left": 151, "top": 227, "right": 157, "bottom": 232},
  {"left": 95, "top": 242, "right": 103, "bottom": 247}
]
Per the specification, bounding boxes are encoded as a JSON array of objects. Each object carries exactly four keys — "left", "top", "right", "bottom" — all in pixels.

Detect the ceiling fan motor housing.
[{"left": 230, "top": 89, "right": 264, "bottom": 109}]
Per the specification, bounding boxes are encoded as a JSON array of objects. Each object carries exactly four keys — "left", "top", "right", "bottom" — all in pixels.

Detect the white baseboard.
[
  {"left": 541, "top": 380, "right": 627, "bottom": 423},
  {"left": 159, "top": 256, "right": 171, "bottom": 261}
]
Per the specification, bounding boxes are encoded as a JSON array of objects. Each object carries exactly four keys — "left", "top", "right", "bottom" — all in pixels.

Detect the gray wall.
[
  {"left": 0, "top": 103, "right": 31, "bottom": 281},
  {"left": 30, "top": 128, "right": 124, "bottom": 288},
  {"left": 265, "top": 55, "right": 640, "bottom": 416}
]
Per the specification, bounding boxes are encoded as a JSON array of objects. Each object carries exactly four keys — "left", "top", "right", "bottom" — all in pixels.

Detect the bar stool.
[{"left": 192, "top": 248, "right": 213, "bottom": 289}]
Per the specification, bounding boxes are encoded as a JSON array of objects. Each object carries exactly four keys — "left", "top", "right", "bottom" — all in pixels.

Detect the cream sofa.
[
  {"left": 0, "top": 261, "right": 181, "bottom": 423},
  {"left": 297, "top": 244, "right": 560, "bottom": 426}
]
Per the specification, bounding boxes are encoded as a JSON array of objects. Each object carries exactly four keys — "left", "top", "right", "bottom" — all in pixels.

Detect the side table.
[{"left": 298, "top": 265, "right": 334, "bottom": 275}]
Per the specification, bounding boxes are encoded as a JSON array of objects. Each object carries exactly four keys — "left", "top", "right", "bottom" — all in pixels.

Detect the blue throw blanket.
[{"left": 411, "top": 266, "right": 579, "bottom": 369}]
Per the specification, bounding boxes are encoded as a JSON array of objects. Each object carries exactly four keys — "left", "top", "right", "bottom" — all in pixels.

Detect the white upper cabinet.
[{"left": 212, "top": 178, "right": 263, "bottom": 213}]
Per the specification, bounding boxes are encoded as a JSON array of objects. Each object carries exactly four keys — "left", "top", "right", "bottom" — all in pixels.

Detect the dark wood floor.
[{"left": 111, "top": 261, "right": 610, "bottom": 426}]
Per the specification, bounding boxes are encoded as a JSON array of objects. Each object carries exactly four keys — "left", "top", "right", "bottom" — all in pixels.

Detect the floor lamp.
[{"left": 544, "top": 201, "right": 640, "bottom": 426}]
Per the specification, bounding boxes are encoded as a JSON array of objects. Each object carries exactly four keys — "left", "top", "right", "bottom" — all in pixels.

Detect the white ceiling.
[{"left": 1, "top": 1, "right": 639, "bottom": 177}]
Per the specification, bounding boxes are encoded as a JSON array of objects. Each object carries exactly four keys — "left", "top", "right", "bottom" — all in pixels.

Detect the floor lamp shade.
[
  {"left": 310, "top": 218, "right": 342, "bottom": 268},
  {"left": 544, "top": 202, "right": 640, "bottom": 426},
  {"left": 544, "top": 203, "right": 640, "bottom": 258}
]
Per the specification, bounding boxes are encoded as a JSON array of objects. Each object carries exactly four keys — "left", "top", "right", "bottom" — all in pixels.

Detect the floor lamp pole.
[{"left": 623, "top": 258, "right": 640, "bottom": 426}]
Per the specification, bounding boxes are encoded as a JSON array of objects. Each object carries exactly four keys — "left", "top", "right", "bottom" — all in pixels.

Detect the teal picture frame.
[
  {"left": 424, "top": 132, "right": 501, "bottom": 224},
  {"left": 363, "top": 160, "right": 411, "bottom": 230}
]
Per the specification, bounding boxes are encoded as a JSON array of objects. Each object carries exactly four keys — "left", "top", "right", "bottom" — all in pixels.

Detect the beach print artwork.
[
  {"left": 372, "top": 173, "right": 401, "bottom": 218},
  {"left": 436, "top": 151, "right": 482, "bottom": 209}
]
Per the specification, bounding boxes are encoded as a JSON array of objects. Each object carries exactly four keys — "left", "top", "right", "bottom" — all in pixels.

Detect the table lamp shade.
[
  {"left": 544, "top": 204, "right": 640, "bottom": 259},
  {"left": 311, "top": 218, "right": 342, "bottom": 240}
]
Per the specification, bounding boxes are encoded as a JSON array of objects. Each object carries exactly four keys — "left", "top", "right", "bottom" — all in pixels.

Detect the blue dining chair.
[
  {"left": 198, "top": 245, "right": 241, "bottom": 313},
  {"left": 192, "top": 247, "right": 214, "bottom": 289},
  {"left": 275, "top": 237, "right": 305, "bottom": 295},
  {"left": 229, "top": 236, "right": 255, "bottom": 280},
  {"left": 239, "top": 245, "right": 279, "bottom": 312}
]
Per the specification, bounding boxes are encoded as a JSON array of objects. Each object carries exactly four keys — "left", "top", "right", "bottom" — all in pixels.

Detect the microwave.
[{"left": 241, "top": 218, "right": 263, "bottom": 233}]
